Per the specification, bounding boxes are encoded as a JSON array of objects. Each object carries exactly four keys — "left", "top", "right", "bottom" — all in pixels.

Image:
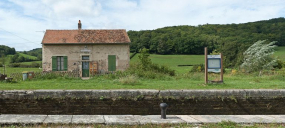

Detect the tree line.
[
  {"left": 128, "top": 17, "right": 285, "bottom": 68},
  {"left": 0, "top": 45, "right": 16, "bottom": 55}
]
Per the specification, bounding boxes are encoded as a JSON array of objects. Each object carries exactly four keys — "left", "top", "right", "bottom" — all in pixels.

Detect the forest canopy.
[{"left": 128, "top": 17, "right": 285, "bottom": 68}]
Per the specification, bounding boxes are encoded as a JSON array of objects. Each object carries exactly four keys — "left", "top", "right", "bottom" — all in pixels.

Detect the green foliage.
[
  {"left": 10, "top": 53, "right": 37, "bottom": 63},
  {"left": 240, "top": 40, "right": 277, "bottom": 72},
  {"left": 138, "top": 48, "right": 152, "bottom": 70},
  {"left": 274, "top": 59, "right": 284, "bottom": 69},
  {"left": 190, "top": 64, "right": 205, "bottom": 72},
  {"left": 134, "top": 48, "right": 175, "bottom": 78},
  {"left": 0, "top": 53, "right": 6, "bottom": 67},
  {"left": 0, "top": 45, "right": 16, "bottom": 55},
  {"left": 24, "top": 48, "right": 42, "bottom": 60},
  {"left": 128, "top": 17, "right": 285, "bottom": 68}
]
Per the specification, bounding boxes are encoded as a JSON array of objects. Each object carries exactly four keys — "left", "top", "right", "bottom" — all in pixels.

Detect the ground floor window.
[{"left": 52, "top": 56, "right": 68, "bottom": 71}]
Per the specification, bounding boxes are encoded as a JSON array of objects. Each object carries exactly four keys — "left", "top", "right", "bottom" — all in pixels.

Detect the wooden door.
[
  {"left": 89, "top": 62, "right": 98, "bottom": 76},
  {"left": 82, "top": 62, "right": 89, "bottom": 77}
]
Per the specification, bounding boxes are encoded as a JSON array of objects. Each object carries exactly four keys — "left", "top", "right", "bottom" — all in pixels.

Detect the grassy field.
[
  {"left": 274, "top": 46, "right": 285, "bottom": 60},
  {"left": 18, "top": 52, "right": 38, "bottom": 60},
  {"left": 131, "top": 54, "right": 204, "bottom": 74},
  {"left": 130, "top": 46, "right": 285, "bottom": 74}
]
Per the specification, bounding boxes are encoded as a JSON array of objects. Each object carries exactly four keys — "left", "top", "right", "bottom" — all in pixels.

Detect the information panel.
[{"left": 207, "top": 55, "right": 221, "bottom": 73}]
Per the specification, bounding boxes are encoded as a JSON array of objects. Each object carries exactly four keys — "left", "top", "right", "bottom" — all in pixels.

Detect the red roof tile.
[{"left": 42, "top": 29, "right": 131, "bottom": 44}]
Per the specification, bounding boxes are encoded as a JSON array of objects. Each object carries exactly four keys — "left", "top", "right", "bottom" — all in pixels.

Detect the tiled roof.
[{"left": 42, "top": 29, "right": 131, "bottom": 44}]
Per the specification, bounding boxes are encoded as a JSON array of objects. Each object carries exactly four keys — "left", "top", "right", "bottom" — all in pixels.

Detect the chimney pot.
[{"left": 78, "top": 20, "right": 82, "bottom": 29}]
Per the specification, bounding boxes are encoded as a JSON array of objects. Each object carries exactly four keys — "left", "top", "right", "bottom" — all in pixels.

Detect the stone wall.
[{"left": 1, "top": 90, "right": 285, "bottom": 115}]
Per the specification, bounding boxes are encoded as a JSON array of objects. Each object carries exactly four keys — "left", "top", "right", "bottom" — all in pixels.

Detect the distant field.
[
  {"left": 19, "top": 61, "right": 42, "bottom": 65},
  {"left": 131, "top": 54, "right": 204, "bottom": 74},
  {"left": 130, "top": 46, "right": 285, "bottom": 74},
  {"left": 274, "top": 46, "right": 285, "bottom": 60},
  {"left": 18, "top": 53, "right": 38, "bottom": 60}
]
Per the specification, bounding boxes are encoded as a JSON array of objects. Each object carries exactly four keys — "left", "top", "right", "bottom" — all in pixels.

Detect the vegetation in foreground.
[
  {"left": 1, "top": 121, "right": 285, "bottom": 128},
  {"left": 1, "top": 47, "right": 284, "bottom": 90},
  {"left": 1, "top": 43, "right": 285, "bottom": 90},
  {"left": 1, "top": 70, "right": 284, "bottom": 90}
]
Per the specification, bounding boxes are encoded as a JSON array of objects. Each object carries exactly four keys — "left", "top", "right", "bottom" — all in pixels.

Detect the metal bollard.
[{"left": 160, "top": 103, "right": 168, "bottom": 119}]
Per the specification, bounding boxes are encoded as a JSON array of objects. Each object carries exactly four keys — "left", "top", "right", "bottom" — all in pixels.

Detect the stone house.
[{"left": 41, "top": 20, "right": 131, "bottom": 77}]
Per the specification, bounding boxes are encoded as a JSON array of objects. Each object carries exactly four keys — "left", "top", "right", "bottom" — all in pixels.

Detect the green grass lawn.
[
  {"left": 274, "top": 46, "right": 285, "bottom": 60},
  {"left": 131, "top": 54, "right": 204, "bottom": 74}
]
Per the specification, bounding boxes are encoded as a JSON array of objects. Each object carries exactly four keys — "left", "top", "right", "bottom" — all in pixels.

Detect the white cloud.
[
  {"left": 41, "top": 0, "right": 101, "bottom": 19},
  {"left": 0, "top": 0, "right": 284, "bottom": 51}
]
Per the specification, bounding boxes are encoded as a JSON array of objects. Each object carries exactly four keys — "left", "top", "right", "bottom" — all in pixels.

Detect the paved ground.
[{"left": 0, "top": 114, "right": 285, "bottom": 125}]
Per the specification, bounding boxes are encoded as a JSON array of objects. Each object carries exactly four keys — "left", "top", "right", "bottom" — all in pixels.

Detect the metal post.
[
  {"left": 160, "top": 103, "right": 168, "bottom": 119},
  {"left": 205, "top": 47, "right": 208, "bottom": 84}
]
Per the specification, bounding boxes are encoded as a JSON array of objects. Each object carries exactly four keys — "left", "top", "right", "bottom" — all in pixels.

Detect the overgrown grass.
[{"left": 1, "top": 69, "right": 285, "bottom": 90}]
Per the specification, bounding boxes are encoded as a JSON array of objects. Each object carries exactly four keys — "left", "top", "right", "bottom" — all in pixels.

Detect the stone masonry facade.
[{"left": 42, "top": 44, "right": 130, "bottom": 75}]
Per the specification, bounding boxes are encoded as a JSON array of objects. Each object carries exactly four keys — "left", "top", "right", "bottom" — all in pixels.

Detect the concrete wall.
[
  {"left": 42, "top": 44, "right": 130, "bottom": 75},
  {"left": 1, "top": 89, "right": 285, "bottom": 115}
]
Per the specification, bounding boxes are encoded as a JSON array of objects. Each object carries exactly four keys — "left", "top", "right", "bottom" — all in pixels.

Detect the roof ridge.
[{"left": 46, "top": 29, "right": 126, "bottom": 31}]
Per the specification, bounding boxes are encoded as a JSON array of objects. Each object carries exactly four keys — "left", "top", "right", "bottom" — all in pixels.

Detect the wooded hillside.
[{"left": 128, "top": 17, "right": 285, "bottom": 67}]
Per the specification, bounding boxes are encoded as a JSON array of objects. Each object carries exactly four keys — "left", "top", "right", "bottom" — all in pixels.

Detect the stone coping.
[
  {"left": 0, "top": 115, "right": 284, "bottom": 125},
  {"left": 1, "top": 89, "right": 285, "bottom": 99}
]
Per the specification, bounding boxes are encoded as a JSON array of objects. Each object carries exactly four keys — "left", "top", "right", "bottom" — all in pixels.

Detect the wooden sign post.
[
  {"left": 204, "top": 47, "right": 208, "bottom": 84},
  {"left": 205, "top": 47, "right": 223, "bottom": 84}
]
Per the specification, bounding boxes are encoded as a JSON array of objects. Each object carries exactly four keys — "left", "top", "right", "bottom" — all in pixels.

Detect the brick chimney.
[{"left": 78, "top": 20, "right": 82, "bottom": 29}]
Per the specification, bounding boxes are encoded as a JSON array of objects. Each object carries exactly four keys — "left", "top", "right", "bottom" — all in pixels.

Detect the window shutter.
[
  {"left": 64, "top": 56, "right": 68, "bottom": 71},
  {"left": 52, "top": 56, "right": 57, "bottom": 71}
]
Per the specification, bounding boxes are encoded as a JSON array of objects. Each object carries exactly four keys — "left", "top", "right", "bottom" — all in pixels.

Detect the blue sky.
[{"left": 0, "top": 0, "right": 284, "bottom": 51}]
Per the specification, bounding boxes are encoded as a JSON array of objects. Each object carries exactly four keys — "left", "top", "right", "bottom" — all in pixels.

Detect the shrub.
[
  {"left": 274, "top": 59, "right": 284, "bottom": 69},
  {"left": 190, "top": 64, "right": 205, "bottom": 72},
  {"left": 9, "top": 63, "right": 21, "bottom": 67},
  {"left": 126, "top": 48, "right": 175, "bottom": 79},
  {"left": 240, "top": 40, "right": 277, "bottom": 72}
]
